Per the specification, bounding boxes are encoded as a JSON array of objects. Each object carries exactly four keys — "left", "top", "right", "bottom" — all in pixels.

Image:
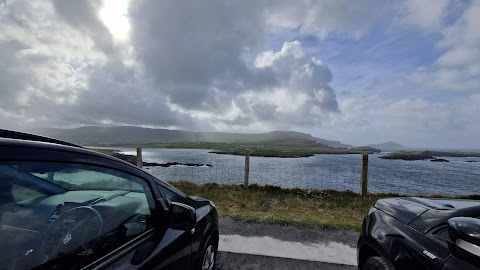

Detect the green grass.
[
  {"left": 380, "top": 150, "right": 480, "bottom": 160},
  {"left": 151, "top": 141, "right": 380, "bottom": 158},
  {"left": 169, "top": 181, "right": 403, "bottom": 230},
  {"left": 88, "top": 139, "right": 380, "bottom": 158},
  {"left": 169, "top": 181, "right": 480, "bottom": 230}
]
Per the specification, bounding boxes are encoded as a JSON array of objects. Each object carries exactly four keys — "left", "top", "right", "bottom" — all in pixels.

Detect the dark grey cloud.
[
  {"left": 130, "top": 0, "right": 266, "bottom": 83},
  {"left": 0, "top": 41, "right": 28, "bottom": 110},
  {"left": 128, "top": 0, "right": 274, "bottom": 111}
]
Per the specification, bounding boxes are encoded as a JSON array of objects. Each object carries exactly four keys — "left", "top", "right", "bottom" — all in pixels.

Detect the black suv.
[
  {"left": 358, "top": 197, "right": 480, "bottom": 270},
  {"left": 0, "top": 130, "right": 219, "bottom": 270}
]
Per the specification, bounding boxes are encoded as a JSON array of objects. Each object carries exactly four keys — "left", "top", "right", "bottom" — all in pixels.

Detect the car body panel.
[{"left": 358, "top": 197, "right": 480, "bottom": 270}]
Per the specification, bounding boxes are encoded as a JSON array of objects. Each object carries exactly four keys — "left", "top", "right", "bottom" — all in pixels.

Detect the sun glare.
[{"left": 99, "top": 0, "right": 130, "bottom": 41}]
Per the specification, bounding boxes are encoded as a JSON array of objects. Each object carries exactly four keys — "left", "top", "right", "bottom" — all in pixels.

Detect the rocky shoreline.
[
  {"left": 111, "top": 152, "right": 212, "bottom": 167},
  {"left": 430, "top": 157, "right": 449, "bottom": 162}
]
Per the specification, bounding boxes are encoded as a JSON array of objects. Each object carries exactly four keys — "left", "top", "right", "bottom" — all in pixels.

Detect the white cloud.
[
  {"left": 0, "top": 0, "right": 195, "bottom": 129},
  {"left": 167, "top": 41, "right": 339, "bottom": 130},
  {"left": 265, "top": 0, "right": 387, "bottom": 39},
  {"left": 254, "top": 41, "right": 306, "bottom": 68},
  {"left": 404, "top": 1, "right": 480, "bottom": 93},
  {"left": 239, "top": 41, "right": 338, "bottom": 126},
  {"left": 403, "top": 0, "right": 450, "bottom": 30},
  {"left": 0, "top": 1, "right": 104, "bottom": 109},
  {"left": 314, "top": 94, "right": 480, "bottom": 147}
]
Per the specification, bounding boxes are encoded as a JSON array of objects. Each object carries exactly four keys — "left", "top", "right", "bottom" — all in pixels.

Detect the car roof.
[
  {"left": 0, "top": 137, "right": 134, "bottom": 168},
  {"left": 0, "top": 129, "right": 82, "bottom": 148}
]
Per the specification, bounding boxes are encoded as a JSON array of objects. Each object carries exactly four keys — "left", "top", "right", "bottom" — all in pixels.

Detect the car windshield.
[
  {"left": 33, "top": 169, "right": 143, "bottom": 192},
  {"left": 5, "top": 162, "right": 144, "bottom": 193}
]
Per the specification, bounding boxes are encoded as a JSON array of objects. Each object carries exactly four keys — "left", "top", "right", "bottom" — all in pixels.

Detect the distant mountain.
[
  {"left": 29, "top": 126, "right": 352, "bottom": 148},
  {"left": 367, "top": 141, "right": 405, "bottom": 151}
]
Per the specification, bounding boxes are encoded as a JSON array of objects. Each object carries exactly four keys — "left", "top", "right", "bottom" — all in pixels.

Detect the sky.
[{"left": 0, "top": 0, "right": 479, "bottom": 148}]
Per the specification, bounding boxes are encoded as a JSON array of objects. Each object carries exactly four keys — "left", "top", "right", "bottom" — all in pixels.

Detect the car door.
[
  {"left": 428, "top": 224, "right": 479, "bottom": 270},
  {"left": 153, "top": 183, "right": 196, "bottom": 268},
  {"left": 441, "top": 255, "right": 478, "bottom": 270},
  {"left": 155, "top": 182, "right": 218, "bottom": 269},
  {"left": 104, "top": 183, "right": 195, "bottom": 270},
  {"left": 0, "top": 148, "right": 193, "bottom": 270}
]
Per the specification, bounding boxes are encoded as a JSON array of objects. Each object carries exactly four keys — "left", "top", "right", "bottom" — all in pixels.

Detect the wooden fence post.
[
  {"left": 360, "top": 153, "right": 368, "bottom": 196},
  {"left": 136, "top": 147, "right": 143, "bottom": 168},
  {"left": 244, "top": 149, "right": 250, "bottom": 189}
]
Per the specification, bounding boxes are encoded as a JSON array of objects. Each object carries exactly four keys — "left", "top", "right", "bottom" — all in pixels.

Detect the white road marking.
[{"left": 218, "top": 234, "right": 357, "bottom": 266}]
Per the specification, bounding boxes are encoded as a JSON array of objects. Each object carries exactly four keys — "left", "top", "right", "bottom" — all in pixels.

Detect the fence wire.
[{"left": 143, "top": 154, "right": 480, "bottom": 196}]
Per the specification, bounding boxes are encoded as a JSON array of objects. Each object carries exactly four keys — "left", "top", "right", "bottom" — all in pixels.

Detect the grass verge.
[
  {"left": 169, "top": 181, "right": 403, "bottom": 231},
  {"left": 170, "top": 181, "right": 480, "bottom": 231}
]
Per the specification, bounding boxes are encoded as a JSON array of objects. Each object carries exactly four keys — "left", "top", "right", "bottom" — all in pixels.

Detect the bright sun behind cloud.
[{"left": 99, "top": 0, "right": 130, "bottom": 41}]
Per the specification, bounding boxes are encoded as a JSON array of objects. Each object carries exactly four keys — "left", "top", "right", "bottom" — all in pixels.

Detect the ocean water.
[{"left": 118, "top": 148, "right": 480, "bottom": 196}]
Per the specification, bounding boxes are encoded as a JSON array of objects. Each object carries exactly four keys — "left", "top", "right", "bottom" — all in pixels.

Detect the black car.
[
  {"left": 0, "top": 130, "right": 219, "bottom": 270},
  {"left": 358, "top": 197, "right": 480, "bottom": 270}
]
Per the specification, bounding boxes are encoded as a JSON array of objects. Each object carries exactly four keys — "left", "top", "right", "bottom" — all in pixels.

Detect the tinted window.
[{"left": 0, "top": 162, "right": 156, "bottom": 270}]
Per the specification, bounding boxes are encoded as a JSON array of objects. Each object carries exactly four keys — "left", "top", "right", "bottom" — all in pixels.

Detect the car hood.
[
  {"left": 375, "top": 197, "right": 480, "bottom": 233},
  {"left": 374, "top": 198, "right": 430, "bottom": 224}
]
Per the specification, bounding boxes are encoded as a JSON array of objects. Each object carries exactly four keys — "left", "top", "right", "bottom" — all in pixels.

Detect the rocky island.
[
  {"left": 107, "top": 151, "right": 212, "bottom": 167},
  {"left": 380, "top": 150, "right": 480, "bottom": 161}
]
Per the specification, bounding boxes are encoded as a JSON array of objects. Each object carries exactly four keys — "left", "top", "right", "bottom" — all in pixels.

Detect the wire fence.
[{"left": 143, "top": 153, "right": 480, "bottom": 196}]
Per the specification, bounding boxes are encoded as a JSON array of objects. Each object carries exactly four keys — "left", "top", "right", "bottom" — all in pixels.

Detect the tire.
[
  {"left": 200, "top": 240, "right": 216, "bottom": 270},
  {"left": 362, "top": 256, "right": 392, "bottom": 270}
]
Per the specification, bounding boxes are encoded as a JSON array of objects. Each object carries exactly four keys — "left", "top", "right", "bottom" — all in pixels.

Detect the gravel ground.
[
  {"left": 216, "top": 252, "right": 357, "bottom": 270},
  {"left": 219, "top": 217, "right": 359, "bottom": 247}
]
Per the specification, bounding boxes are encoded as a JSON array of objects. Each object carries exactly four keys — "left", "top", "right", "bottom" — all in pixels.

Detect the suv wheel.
[{"left": 363, "top": 256, "right": 393, "bottom": 270}]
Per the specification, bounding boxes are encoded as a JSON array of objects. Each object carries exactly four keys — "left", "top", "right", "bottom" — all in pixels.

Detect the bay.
[{"left": 117, "top": 148, "right": 480, "bottom": 196}]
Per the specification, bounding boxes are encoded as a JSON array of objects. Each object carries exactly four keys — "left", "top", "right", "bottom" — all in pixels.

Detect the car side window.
[
  {"left": 0, "top": 161, "right": 156, "bottom": 270},
  {"left": 157, "top": 184, "right": 188, "bottom": 206}
]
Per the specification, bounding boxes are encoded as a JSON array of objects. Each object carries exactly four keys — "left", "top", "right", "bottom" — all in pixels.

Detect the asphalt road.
[
  {"left": 217, "top": 217, "right": 360, "bottom": 268},
  {"left": 217, "top": 252, "right": 357, "bottom": 270},
  {"left": 219, "top": 217, "right": 358, "bottom": 246}
]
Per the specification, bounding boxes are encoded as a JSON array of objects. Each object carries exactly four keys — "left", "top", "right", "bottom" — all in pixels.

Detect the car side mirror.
[
  {"left": 171, "top": 202, "right": 196, "bottom": 230},
  {"left": 447, "top": 217, "right": 480, "bottom": 266}
]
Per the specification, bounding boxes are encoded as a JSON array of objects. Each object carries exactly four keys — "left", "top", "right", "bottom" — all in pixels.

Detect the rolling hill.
[
  {"left": 29, "top": 126, "right": 352, "bottom": 148},
  {"left": 367, "top": 141, "right": 405, "bottom": 151}
]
